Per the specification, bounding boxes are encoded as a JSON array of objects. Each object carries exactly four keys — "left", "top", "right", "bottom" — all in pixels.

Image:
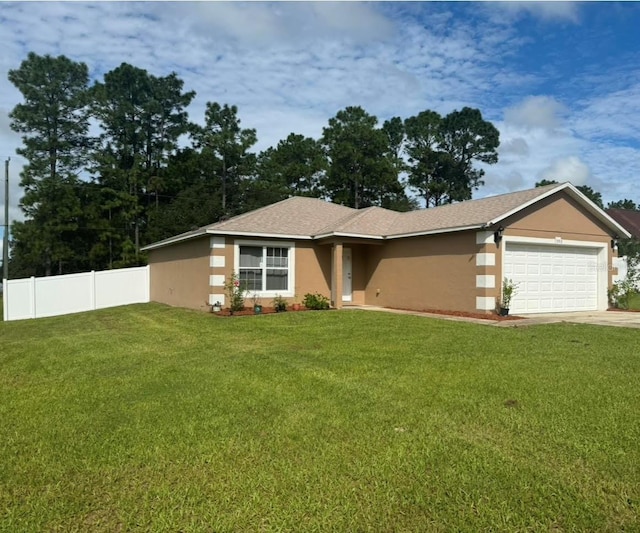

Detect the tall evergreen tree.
[
  {"left": 405, "top": 107, "right": 499, "bottom": 208},
  {"left": 249, "top": 133, "right": 327, "bottom": 209},
  {"left": 190, "top": 103, "right": 257, "bottom": 216},
  {"left": 8, "top": 52, "right": 90, "bottom": 276},
  {"left": 404, "top": 110, "right": 447, "bottom": 207},
  {"left": 321, "top": 106, "right": 404, "bottom": 209},
  {"left": 382, "top": 116, "right": 405, "bottom": 177},
  {"left": 91, "top": 63, "right": 195, "bottom": 263}
]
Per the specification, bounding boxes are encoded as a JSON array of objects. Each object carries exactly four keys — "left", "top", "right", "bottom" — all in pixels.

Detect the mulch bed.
[
  {"left": 213, "top": 305, "right": 523, "bottom": 321},
  {"left": 389, "top": 307, "right": 525, "bottom": 321},
  {"left": 213, "top": 305, "right": 640, "bottom": 320},
  {"left": 213, "top": 306, "right": 310, "bottom": 317}
]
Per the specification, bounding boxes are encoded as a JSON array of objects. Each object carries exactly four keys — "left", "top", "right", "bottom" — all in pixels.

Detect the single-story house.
[
  {"left": 142, "top": 182, "right": 630, "bottom": 315},
  {"left": 606, "top": 208, "right": 640, "bottom": 240}
]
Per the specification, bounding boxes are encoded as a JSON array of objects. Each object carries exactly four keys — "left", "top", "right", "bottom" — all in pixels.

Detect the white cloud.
[
  {"left": 572, "top": 83, "right": 640, "bottom": 142},
  {"left": 157, "top": 2, "right": 394, "bottom": 46},
  {"left": 499, "top": 137, "right": 530, "bottom": 157},
  {"left": 538, "top": 156, "right": 592, "bottom": 186},
  {"left": 488, "top": 2, "right": 581, "bottom": 23},
  {"left": 504, "top": 96, "right": 567, "bottom": 132}
]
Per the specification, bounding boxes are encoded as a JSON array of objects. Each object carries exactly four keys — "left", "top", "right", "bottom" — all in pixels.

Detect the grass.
[{"left": 0, "top": 304, "right": 639, "bottom": 531}]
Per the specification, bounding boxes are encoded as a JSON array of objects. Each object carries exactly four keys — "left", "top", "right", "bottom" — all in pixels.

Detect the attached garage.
[{"left": 503, "top": 240, "right": 606, "bottom": 314}]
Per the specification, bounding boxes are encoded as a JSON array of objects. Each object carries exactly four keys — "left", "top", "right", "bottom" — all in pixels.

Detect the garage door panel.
[
  {"left": 527, "top": 264, "right": 539, "bottom": 275},
  {"left": 504, "top": 243, "right": 600, "bottom": 313},
  {"left": 540, "top": 298, "right": 554, "bottom": 310}
]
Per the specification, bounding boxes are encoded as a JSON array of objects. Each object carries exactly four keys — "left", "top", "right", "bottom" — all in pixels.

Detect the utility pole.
[{"left": 3, "top": 157, "right": 9, "bottom": 283}]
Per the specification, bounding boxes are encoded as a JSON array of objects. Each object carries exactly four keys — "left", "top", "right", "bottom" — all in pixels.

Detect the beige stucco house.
[{"left": 142, "top": 182, "right": 630, "bottom": 315}]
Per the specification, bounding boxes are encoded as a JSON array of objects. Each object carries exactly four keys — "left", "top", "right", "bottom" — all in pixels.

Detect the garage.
[{"left": 503, "top": 242, "right": 603, "bottom": 314}]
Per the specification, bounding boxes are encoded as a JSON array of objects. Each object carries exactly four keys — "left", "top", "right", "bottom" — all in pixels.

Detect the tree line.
[
  {"left": 7, "top": 52, "right": 502, "bottom": 278},
  {"left": 7, "top": 52, "right": 637, "bottom": 279}
]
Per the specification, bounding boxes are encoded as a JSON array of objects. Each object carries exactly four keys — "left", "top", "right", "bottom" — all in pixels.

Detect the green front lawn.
[{"left": 1, "top": 305, "right": 638, "bottom": 531}]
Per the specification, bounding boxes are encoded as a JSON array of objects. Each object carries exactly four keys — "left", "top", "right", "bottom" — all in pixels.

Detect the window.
[{"left": 236, "top": 241, "right": 294, "bottom": 295}]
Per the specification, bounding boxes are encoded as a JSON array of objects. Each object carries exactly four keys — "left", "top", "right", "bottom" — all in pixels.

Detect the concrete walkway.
[{"left": 346, "top": 305, "right": 640, "bottom": 329}]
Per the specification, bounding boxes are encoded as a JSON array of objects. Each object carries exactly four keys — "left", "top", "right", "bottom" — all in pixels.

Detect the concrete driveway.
[
  {"left": 348, "top": 305, "right": 640, "bottom": 328},
  {"left": 498, "top": 310, "right": 640, "bottom": 328}
]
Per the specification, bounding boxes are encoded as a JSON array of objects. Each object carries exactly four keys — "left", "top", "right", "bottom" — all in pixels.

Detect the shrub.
[
  {"left": 272, "top": 294, "right": 287, "bottom": 312},
  {"left": 303, "top": 292, "right": 330, "bottom": 310},
  {"left": 224, "top": 272, "right": 246, "bottom": 313},
  {"left": 500, "top": 277, "right": 519, "bottom": 309}
]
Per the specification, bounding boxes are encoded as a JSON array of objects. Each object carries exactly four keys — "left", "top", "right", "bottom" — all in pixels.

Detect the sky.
[{"left": 1, "top": 0, "right": 640, "bottom": 257}]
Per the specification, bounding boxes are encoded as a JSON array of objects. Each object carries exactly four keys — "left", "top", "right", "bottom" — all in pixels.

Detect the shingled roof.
[
  {"left": 606, "top": 208, "right": 640, "bottom": 239},
  {"left": 142, "top": 182, "right": 630, "bottom": 250}
]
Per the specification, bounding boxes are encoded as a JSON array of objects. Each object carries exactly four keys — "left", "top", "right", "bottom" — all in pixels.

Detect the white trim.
[
  {"left": 475, "top": 231, "right": 494, "bottom": 245},
  {"left": 209, "top": 294, "right": 225, "bottom": 306},
  {"left": 210, "top": 236, "right": 225, "bottom": 249},
  {"left": 486, "top": 182, "right": 631, "bottom": 238},
  {"left": 502, "top": 236, "right": 609, "bottom": 312},
  {"left": 210, "top": 255, "right": 225, "bottom": 268},
  {"left": 208, "top": 229, "right": 312, "bottom": 240},
  {"left": 502, "top": 236, "right": 608, "bottom": 249},
  {"left": 209, "top": 274, "right": 225, "bottom": 287},
  {"left": 476, "top": 252, "right": 495, "bottom": 266},
  {"left": 233, "top": 239, "right": 296, "bottom": 298},
  {"left": 476, "top": 296, "right": 496, "bottom": 311},
  {"left": 476, "top": 275, "right": 495, "bottom": 289},
  {"left": 486, "top": 185, "right": 571, "bottom": 227},
  {"left": 342, "top": 247, "right": 352, "bottom": 302}
]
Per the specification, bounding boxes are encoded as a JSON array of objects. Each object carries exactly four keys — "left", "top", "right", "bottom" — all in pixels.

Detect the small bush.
[
  {"left": 225, "top": 272, "right": 246, "bottom": 313},
  {"left": 303, "top": 292, "right": 330, "bottom": 310},
  {"left": 272, "top": 294, "right": 287, "bottom": 312}
]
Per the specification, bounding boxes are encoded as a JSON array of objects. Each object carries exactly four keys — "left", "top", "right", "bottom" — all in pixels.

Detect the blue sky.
[{"left": 1, "top": 1, "right": 640, "bottom": 256}]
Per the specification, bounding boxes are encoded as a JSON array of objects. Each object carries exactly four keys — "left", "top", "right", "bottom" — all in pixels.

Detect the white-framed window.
[{"left": 234, "top": 240, "right": 295, "bottom": 297}]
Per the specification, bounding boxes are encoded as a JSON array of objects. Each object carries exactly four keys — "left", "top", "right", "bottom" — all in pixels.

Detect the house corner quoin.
[
  {"left": 475, "top": 230, "right": 499, "bottom": 313},
  {"left": 208, "top": 235, "right": 228, "bottom": 306}
]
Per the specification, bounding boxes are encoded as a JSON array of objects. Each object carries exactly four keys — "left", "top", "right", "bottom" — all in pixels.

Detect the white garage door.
[{"left": 503, "top": 243, "right": 600, "bottom": 313}]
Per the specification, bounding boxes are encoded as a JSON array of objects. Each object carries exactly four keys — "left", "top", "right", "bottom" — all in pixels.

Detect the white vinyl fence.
[
  {"left": 613, "top": 256, "right": 640, "bottom": 289},
  {"left": 3, "top": 266, "right": 149, "bottom": 321},
  {"left": 613, "top": 256, "right": 627, "bottom": 285}
]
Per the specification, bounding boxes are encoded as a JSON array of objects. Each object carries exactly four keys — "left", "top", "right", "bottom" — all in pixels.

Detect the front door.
[{"left": 342, "top": 248, "right": 352, "bottom": 302}]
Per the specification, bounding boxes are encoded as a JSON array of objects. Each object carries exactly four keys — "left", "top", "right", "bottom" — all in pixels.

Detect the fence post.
[
  {"left": 90, "top": 270, "right": 96, "bottom": 310},
  {"left": 2, "top": 279, "right": 7, "bottom": 321},
  {"left": 145, "top": 265, "right": 150, "bottom": 303},
  {"left": 30, "top": 276, "right": 36, "bottom": 319}
]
